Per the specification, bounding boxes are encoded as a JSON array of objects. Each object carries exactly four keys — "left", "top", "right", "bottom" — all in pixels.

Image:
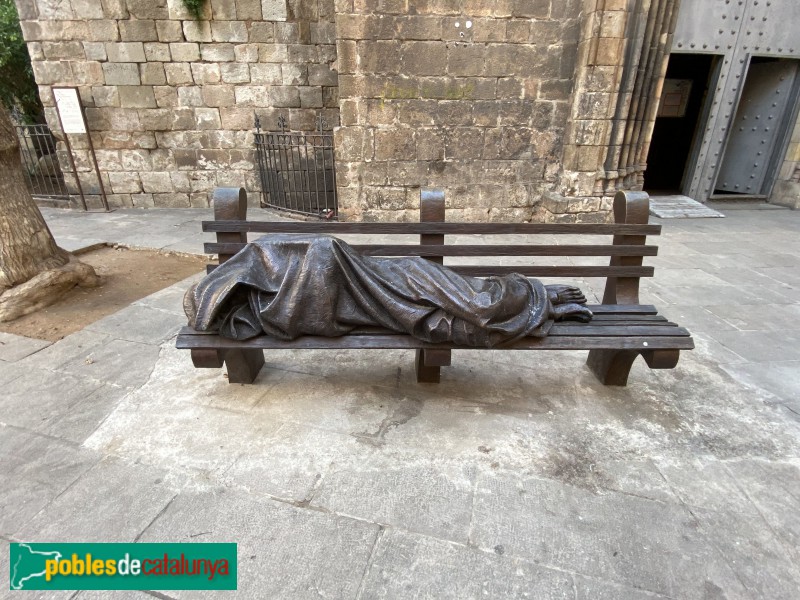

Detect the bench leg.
[
  {"left": 586, "top": 349, "right": 639, "bottom": 386},
  {"left": 224, "top": 349, "right": 265, "bottom": 384},
  {"left": 415, "top": 349, "right": 451, "bottom": 383},
  {"left": 191, "top": 349, "right": 225, "bottom": 368},
  {"left": 642, "top": 349, "right": 680, "bottom": 370},
  {"left": 587, "top": 349, "right": 682, "bottom": 386}
]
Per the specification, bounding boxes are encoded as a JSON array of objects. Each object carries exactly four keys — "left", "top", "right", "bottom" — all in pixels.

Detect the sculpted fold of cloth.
[{"left": 184, "top": 235, "right": 592, "bottom": 348}]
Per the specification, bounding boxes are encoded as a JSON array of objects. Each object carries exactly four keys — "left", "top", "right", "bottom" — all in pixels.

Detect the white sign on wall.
[{"left": 53, "top": 87, "right": 87, "bottom": 134}]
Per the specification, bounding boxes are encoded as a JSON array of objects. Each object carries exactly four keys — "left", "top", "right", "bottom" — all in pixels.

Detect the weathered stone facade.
[
  {"left": 333, "top": 0, "right": 582, "bottom": 221},
  {"left": 772, "top": 112, "right": 800, "bottom": 210},
  {"left": 549, "top": 0, "right": 680, "bottom": 222},
  {"left": 16, "top": 0, "right": 339, "bottom": 208},
  {"left": 16, "top": 0, "right": 693, "bottom": 220}
]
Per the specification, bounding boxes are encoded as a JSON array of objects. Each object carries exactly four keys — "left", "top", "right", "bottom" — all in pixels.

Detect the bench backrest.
[{"left": 202, "top": 188, "right": 659, "bottom": 305}]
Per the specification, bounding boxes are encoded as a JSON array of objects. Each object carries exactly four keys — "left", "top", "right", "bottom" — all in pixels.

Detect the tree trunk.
[
  {"left": 0, "top": 105, "right": 68, "bottom": 290},
  {"left": 0, "top": 105, "right": 99, "bottom": 321}
]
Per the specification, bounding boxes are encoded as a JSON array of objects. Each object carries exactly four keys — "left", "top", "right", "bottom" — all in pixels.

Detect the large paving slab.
[
  {"left": 221, "top": 421, "right": 377, "bottom": 503},
  {"left": 0, "top": 426, "right": 100, "bottom": 538},
  {"left": 649, "top": 194, "right": 725, "bottom": 218},
  {"left": 722, "top": 360, "right": 800, "bottom": 409},
  {"left": 360, "top": 529, "right": 575, "bottom": 599},
  {"left": 311, "top": 459, "right": 476, "bottom": 543},
  {"left": 16, "top": 456, "right": 178, "bottom": 543},
  {"left": 56, "top": 337, "right": 162, "bottom": 389},
  {"left": 131, "top": 272, "right": 205, "bottom": 315},
  {"left": 706, "top": 329, "right": 800, "bottom": 363},
  {"left": 82, "top": 344, "right": 282, "bottom": 478},
  {"left": 14, "top": 329, "right": 113, "bottom": 372},
  {"left": 84, "top": 304, "right": 184, "bottom": 345},
  {"left": 0, "top": 332, "right": 50, "bottom": 363},
  {"left": 137, "top": 488, "right": 380, "bottom": 599},
  {"left": 0, "top": 367, "right": 130, "bottom": 443},
  {"left": 470, "top": 470, "right": 751, "bottom": 599},
  {"left": 692, "top": 506, "right": 800, "bottom": 599},
  {"left": 724, "top": 459, "right": 800, "bottom": 563}
]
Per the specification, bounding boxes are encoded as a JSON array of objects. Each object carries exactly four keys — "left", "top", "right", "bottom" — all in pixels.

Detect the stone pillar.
[
  {"left": 771, "top": 111, "right": 800, "bottom": 209},
  {"left": 554, "top": 0, "right": 680, "bottom": 221}
]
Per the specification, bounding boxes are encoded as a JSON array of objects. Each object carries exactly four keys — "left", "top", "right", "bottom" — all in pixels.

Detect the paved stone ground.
[{"left": 1, "top": 202, "right": 799, "bottom": 599}]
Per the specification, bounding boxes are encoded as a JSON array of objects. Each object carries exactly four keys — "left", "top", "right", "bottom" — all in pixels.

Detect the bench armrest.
[
  {"left": 602, "top": 190, "right": 650, "bottom": 305},
  {"left": 214, "top": 187, "right": 249, "bottom": 265}
]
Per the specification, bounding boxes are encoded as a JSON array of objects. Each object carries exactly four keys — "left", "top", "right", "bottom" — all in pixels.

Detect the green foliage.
[
  {"left": 0, "top": 0, "right": 42, "bottom": 123},
  {"left": 182, "top": 0, "right": 208, "bottom": 19}
]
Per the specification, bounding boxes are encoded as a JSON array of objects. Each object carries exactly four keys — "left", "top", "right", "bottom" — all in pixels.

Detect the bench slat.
[
  {"left": 588, "top": 304, "right": 657, "bottom": 314},
  {"left": 548, "top": 325, "right": 689, "bottom": 336},
  {"left": 204, "top": 263, "right": 655, "bottom": 278},
  {"left": 179, "top": 322, "right": 688, "bottom": 339},
  {"left": 204, "top": 243, "right": 660, "bottom": 257},
  {"left": 340, "top": 315, "right": 679, "bottom": 326},
  {"left": 449, "top": 266, "right": 655, "bottom": 277},
  {"left": 182, "top": 303, "right": 660, "bottom": 319},
  {"left": 346, "top": 321, "right": 681, "bottom": 332},
  {"left": 296, "top": 321, "right": 682, "bottom": 333},
  {"left": 590, "top": 314, "right": 668, "bottom": 322},
  {"left": 202, "top": 221, "right": 662, "bottom": 236},
  {"left": 177, "top": 332, "right": 693, "bottom": 351}
]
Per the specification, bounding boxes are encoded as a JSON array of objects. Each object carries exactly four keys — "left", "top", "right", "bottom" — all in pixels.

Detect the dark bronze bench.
[{"left": 176, "top": 187, "right": 693, "bottom": 386}]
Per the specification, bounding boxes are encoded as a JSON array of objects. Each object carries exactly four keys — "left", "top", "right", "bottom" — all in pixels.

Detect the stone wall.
[
  {"left": 771, "top": 111, "right": 800, "bottom": 209},
  {"left": 550, "top": 0, "right": 679, "bottom": 222},
  {"left": 17, "top": 0, "right": 689, "bottom": 221},
  {"left": 16, "top": 0, "right": 339, "bottom": 208},
  {"left": 333, "top": 0, "right": 582, "bottom": 221}
]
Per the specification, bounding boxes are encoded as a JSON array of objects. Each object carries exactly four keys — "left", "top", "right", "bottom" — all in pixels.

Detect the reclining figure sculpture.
[{"left": 185, "top": 235, "right": 592, "bottom": 348}]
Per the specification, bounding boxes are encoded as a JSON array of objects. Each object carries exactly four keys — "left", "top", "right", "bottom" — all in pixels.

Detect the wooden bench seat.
[{"left": 176, "top": 187, "right": 693, "bottom": 386}]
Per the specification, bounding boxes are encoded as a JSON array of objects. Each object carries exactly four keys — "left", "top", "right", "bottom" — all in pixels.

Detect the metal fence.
[
  {"left": 255, "top": 115, "right": 338, "bottom": 219},
  {"left": 14, "top": 123, "right": 73, "bottom": 204}
]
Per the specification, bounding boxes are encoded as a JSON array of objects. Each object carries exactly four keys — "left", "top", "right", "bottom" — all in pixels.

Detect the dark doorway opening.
[{"left": 644, "top": 54, "right": 716, "bottom": 193}]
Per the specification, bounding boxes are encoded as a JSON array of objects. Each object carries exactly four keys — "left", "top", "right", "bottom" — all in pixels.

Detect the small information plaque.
[{"left": 53, "top": 87, "right": 87, "bottom": 134}]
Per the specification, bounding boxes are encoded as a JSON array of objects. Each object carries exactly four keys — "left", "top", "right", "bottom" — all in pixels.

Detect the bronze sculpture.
[{"left": 185, "top": 234, "right": 592, "bottom": 348}]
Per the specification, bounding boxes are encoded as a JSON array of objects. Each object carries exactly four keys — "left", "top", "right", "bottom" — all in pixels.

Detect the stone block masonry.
[
  {"left": 17, "top": 0, "right": 675, "bottom": 221},
  {"left": 771, "top": 110, "right": 800, "bottom": 209},
  {"left": 334, "top": 1, "right": 583, "bottom": 222},
  {"left": 16, "top": 0, "right": 340, "bottom": 208}
]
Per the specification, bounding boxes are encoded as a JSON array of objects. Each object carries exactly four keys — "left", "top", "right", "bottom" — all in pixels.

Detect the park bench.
[{"left": 176, "top": 187, "right": 693, "bottom": 386}]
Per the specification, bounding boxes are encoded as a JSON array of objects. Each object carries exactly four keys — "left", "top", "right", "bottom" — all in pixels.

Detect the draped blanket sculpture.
[{"left": 185, "top": 235, "right": 592, "bottom": 348}]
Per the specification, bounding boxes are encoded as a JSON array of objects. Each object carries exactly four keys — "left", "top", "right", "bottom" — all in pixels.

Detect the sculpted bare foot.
[
  {"left": 553, "top": 302, "right": 593, "bottom": 323},
  {"left": 546, "top": 285, "right": 587, "bottom": 305}
]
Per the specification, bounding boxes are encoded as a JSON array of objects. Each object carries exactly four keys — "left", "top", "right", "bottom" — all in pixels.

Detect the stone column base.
[{"left": 533, "top": 191, "right": 613, "bottom": 223}]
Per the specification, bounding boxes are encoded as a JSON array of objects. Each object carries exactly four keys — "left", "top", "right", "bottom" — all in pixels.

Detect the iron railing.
[
  {"left": 14, "top": 123, "right": 72, "bottom": 204},
  {"left": 255, "top": 114, "right": 338, "bottom": 219}
]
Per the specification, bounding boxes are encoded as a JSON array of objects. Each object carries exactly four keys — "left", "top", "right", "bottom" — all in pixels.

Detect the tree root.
[{"left": 0, "top": 254, "right": 101, "bottom": 322}]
